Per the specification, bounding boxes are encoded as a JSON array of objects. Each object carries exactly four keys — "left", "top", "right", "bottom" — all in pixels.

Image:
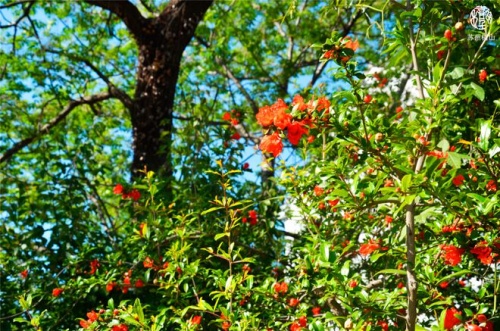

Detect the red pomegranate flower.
[
  {"left": 191, "top": 315, "right": 202, "bottom": 325},
  {"left": 52, "top": 287, "right": 64, "bottom": 297},
  {"left": 260, "top": 132, "right": 283, "bottom": 157},
  {"left": 440, "top": 245, "right": 465, "bottom": 266},
  {"left": 452, "top": 175, "right": 465, "bottom": 187},
  {"left": 444, "top": 307, "right": 462, "bottom": 330},
  {"left": 287, "top": 121, "right": 308, "bottom": 145},
  {"left": 359, "top": 239, "right": 380, "bottom": 256}
]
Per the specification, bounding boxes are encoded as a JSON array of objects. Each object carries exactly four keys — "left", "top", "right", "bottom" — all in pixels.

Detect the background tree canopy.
[{"left": 1, "top": 0, "right": 499, "bottom": 330}]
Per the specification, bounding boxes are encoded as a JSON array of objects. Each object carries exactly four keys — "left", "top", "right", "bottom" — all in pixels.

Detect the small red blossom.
[
  {"left": 486, "top": 179, "right": 497, "bottom": 192},
  {"left": 292, "top": 95, "right": 307, "bottom": 111},
  {"left": 52, "top": 287, "right": 64, "bottom": 297},
  {"left": 359, "top": 239, "right": 380, "bottom": 256},
  {"left": 111, "top": 324, "right": 129, "bottom": 331},
  {"left": 444, "top": 29, "right": 453, "bottom": 42},
  {"left": 307, "top": 135, "right": 315, "bottom": 143},
  {"left": 444, "top": 308, "right": 462, "bottom": 330},
  {"left": 287, "top": 121, "right": 308, "bottom": 145},
  {"left": 349, "top": 280, "right": 358, "bottom": 288},
  {"left": 397, "top": 282, "right": 405, "bottom": 289},
  {"left": 89, "top": 259, "right": 100, "bottom": 275},
  {"left": 441, "top": 245, "right": 465, "bottom": 266},
  {"left": 113, "top": 184, "right": 124, "bottom": 195},
  {"left": 452, "top": 175, "right": 465, "bottom": 187},
  {"left": 231, "top": 132, "right": 241, "bottom": 140},
  {"left": 364, "top": 94, "right": 373, "bottom": 104},
  {"left": 470, "top": 241, "right": 494, "bottom": 265},
  {"left": 290, "top": 322, "right": 303, "bottom": 331},
  {"left": 242, "top": 162, "right": 249, "bottom": 170},
  {"left": 427, "top": 150, "right": 447, "bottom": 159},
  {"left": 143, "top": 257, "right": 155, "bottom": 269},
  {"left": 298, "top": 316, "right": 307, "bottom": 327},
  {"left": 80, "top": 320, "right": 91, "bottom": 329},
  {"left": 20, "top": 269, "right": 28, "bottom": 279},
  {"left": 312, "top": 307, "right": 321, "bottom": 316},
  {"left": 377, "top": 320, "right": 389, "bottom": 331},
  {"left": 343, "top": 211, "right": 354, "bottom": 221},
  {"left": 442, "top": 225, "right": 459, "bottom": 233},
  {"left": 274, "top": 109, "right": 292, "bottom": 130},
  {"left": 437, "top": 50, "right": 446, "bottom": 60},
  {"left": 289, "top": 297, "right": 300, "bottom": 307},
  {"left": 328, "top": 199, "right": 340, "bottom": 207},
  {"left": 222, "top": 321, "right": 231, "bottom": 331},
  {"left": 222, "top": 112, "right": 232, "bottom": 121},
  {"left": 242, "top": 264, "right": 251, "bottom": 273},
  {"left": 440, "top": 281, "right": 449, "bottom": 289},
  {"left": 273, "top": 282, "right": 288, "bottom": 295},
  {"left": 384, "top": 215, "right": 393, "bottom": 224},
  {"left": 479, "top": 70, "right": 487, "bottom": 83},
  {"left": 256, "top": 99, "right": 288, "bottom": 128},
  {"left": 139, "top": 223, "right": 146, "bottom": 237},
  {"left": 128, "top": 189, "right": 141, "bottom": 201},
  {"left": 191, "top": 315, "right": 202, "bottom": 325},
  {"left": 467, "top": 324, "right": 481, "bottom": 331},
  {"left": 135, "top": 279, "right": 144, "bottom": 288},
  {"left": 314, "top": 185, "right": 324, "bottom": 197},
  {"left": 384, "top": 179, "right": 394, "bottom": 187},
  {"left": 260, "top": 132, "right": 283, "bottom": 157},
  {"left": 106, "top": 281, "right": 116, "bottom": 292},
  {"left": 316, "top": 97, "right": 330, "bottom": 112},
  {"left": 87, "top": 311, "right": 99, "bottom": 322},
  {"left": 416, "top": 135, "right": 430, "bottom": 146}
]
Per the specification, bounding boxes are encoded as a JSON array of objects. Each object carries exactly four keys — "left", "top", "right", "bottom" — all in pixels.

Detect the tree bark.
[{"left": 86, "top": 0, "right": 213, "bottom": 183}]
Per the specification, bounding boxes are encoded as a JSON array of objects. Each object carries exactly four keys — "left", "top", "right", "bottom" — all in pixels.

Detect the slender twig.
[{"left": 0, "top": 93, "right": 112, "bottom": 164}]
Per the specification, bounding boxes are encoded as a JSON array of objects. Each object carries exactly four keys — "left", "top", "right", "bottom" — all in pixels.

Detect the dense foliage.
[{"left": 1, "top": 0, "right": 499, "bottom": 330}]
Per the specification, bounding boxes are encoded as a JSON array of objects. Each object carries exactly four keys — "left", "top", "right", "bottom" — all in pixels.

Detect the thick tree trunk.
[
  {"left": 131, "top": 1, "right": 213, "bottom": 180},
  {"left": 85, "top": 0, "right": 212, "bottom": 184}
]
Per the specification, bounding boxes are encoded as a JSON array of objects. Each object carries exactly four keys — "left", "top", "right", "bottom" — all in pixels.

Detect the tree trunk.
[{"left": 131, "top": 0, "right": 213, "bottom": 181}]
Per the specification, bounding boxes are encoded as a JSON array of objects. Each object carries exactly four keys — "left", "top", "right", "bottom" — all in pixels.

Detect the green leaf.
[
  {"left": 201, "top": 206, "right": 224, "bottom": 215},
  {"left": 401, "top": 174, "right": 412, "bottom": 192},
  {"left": 470, "top": 82, "right": 485, "bottom": 101},
  {"left": 437, "top": 139, "right": 450, "bottom": 152},
  {"left": 448, "top": 67, "right": 464, "bottom": 79},
  {"left": 133, "top": 298, "right": 145, "bottom": 324},
  {"left": 214, "top": 232, "right": 229, "bottom": 241},
  {"left": 319, "top": 242, "right": 330, "bottom": 263},
  {"left": 312, "top": 320, "right": 325, "bottom": 331},
  {"left": 447, "top": 152, "right": 462, "bottom": 168},
  {"left": 479, "top": 120, "right": 491, "bottom": 151},
  {"left": 375, "top": 269, "right": 406, "bottom": 276}
]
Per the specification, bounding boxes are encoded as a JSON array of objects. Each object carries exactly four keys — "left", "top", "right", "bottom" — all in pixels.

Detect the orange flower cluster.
[
  {"left": 359, "top": 239, "right": 380, "bottom": 256},
  {"left": 257, "top": 96, "right": 330, "bottom": 157},
  {"left": 440, "top": 245, "right": 465, "bottom": 266},
  {"left": 323, "top": 37, "right": 359, "bottom": 62}
]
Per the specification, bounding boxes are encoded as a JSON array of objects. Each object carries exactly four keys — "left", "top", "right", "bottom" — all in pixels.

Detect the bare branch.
[
  {"left": 0, "top": 0, "right": 35, "bottom": 29},
  {"left": 0, "top": 93, "right": 112, "bottom": 164},
  {"left": 45, "top": 49, "right": 135, "bottom": 110},
  {"left": 83, "top": 0, "right": 148, "bottom": 42},
  {"left": 216, "top": 57, "right": 260, "bottom": 115}
]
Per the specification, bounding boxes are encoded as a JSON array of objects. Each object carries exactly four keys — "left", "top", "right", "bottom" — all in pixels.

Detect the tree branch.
[
  {"left": 0, "top": 0, "right": 35, "bottom": 28},
  {"left": 309, "top": 9, "right": 364, "bottom": 87},
  {"left": 46, "top": 49, "right": 135, "bottom": 110},
  {"left": 83, "top": 0, "right": 148, "bottom": 42},
  {"left": 0, "top": 93, "right": 112, "bottom": 164}
]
